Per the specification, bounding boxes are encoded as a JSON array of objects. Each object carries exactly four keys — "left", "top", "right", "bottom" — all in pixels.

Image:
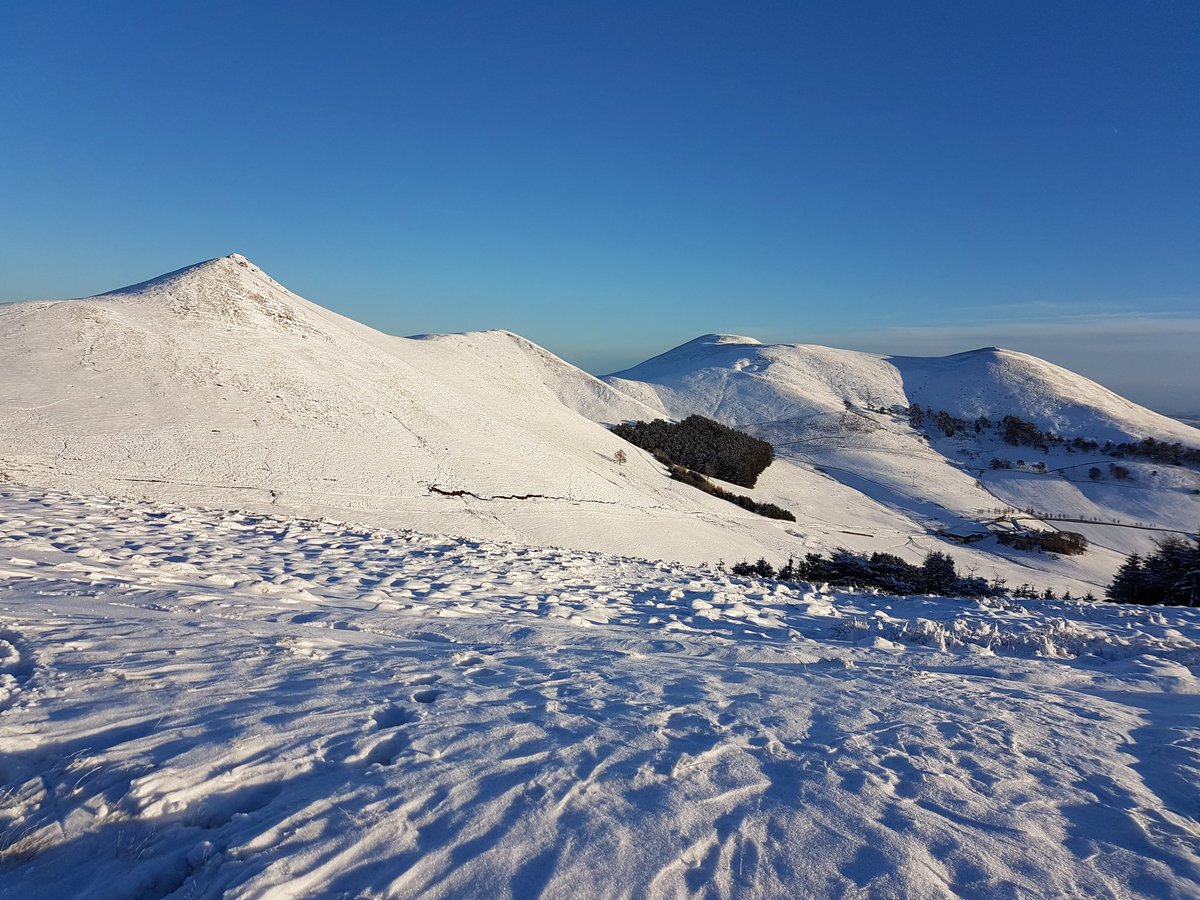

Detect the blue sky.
[{"left": 2, "top": 1, "right": 1197, "bottom": 410}]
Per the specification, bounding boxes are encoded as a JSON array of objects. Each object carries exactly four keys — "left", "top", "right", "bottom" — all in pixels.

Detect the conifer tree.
[
  {"left": 918, "top": 551, "right": 957, "bottom": 595},
  {"left": 1107, "top": 553, "right": 1146, "bottom": 604}
]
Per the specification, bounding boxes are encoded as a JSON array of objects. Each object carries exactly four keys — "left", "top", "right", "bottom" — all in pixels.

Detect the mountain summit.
[
  {"left": 93, "top": 253, "right": 339, "bottom": 337},
  {"left": 609, "top": 334, "right": 1195, "bottom": 445}
]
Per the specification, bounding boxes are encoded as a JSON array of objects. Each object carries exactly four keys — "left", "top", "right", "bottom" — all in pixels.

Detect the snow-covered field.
[{"left": 3, "top": 486, "right": 1198, "bottom": 898}]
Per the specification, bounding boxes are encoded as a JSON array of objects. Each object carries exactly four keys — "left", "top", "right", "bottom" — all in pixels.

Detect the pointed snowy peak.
[
  {"left": 98, "top": 253, "right": 271, "bottom": 297},
  {"left": 87, "top": 254, "right": 331, "bottom": 335}
]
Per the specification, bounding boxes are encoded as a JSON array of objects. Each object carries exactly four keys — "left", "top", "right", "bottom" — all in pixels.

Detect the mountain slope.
[
  {"left": 608, "top": 334, "right": 1197, "bottom": 446},
  {"left": 0, "top": 257, "right": 794, "bottom": 564},
  {"left": 604, "top": 334, "right": 1200, "bottom": 583},
  {"left": 5, "top": 261, "right": 1193, "bottom": 591}
]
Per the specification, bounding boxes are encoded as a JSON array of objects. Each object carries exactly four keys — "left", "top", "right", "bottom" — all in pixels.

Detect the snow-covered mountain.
[
  {"left": 2, "top": 258, "right": 1196, "bottom": 591},
  {"left": 607, "top": 332, "right": 1197, "bottom": 444},
  {"left": 0, "top": 256, "right": 798, "bottom": 564},
  {"left": 605, "top": 334, "right": 1200, "bottom": 580},
  {"left": 4, "top": 260, "right": 1200, "bottom": 897}
]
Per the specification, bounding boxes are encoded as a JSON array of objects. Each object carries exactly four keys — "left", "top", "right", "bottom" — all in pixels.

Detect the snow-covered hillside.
[
  {"left": 605, "top": 334, "right": 1200, "bottom": 582},
  {"left": 608, "top": 334, "right": 1197, "bottom": 445},
  {"left": 2, "top": 487, "right": 1198, "bottom": 898},
  {"left": 3, "top": 258, "right": 1195, "bottom": 592},
  {"left": 0, "top": 257, "right": 805, "bottom": 566}
]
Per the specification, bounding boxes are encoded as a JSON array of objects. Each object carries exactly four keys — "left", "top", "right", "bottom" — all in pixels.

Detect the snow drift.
[{"left": 1, "top": 486, "right": 1198, "bottom": 898}]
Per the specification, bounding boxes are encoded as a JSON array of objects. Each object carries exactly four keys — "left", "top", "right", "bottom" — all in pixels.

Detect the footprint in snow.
[
  {"left": 372, "top": 705, "right": 418, "bottom": 729},
  {"left": 409, "top": 631, "right": 454, "bottom": 644},
  {"left": 450, "top": 650, "right": 500, "bottom": 679},
  {"left": 359, "top": 732, "right": 411, "bottom": 768}
]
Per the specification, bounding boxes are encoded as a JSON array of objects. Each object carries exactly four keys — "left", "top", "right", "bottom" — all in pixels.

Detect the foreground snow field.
[{"left": 1, "top": 487, "right": 1198, "bottom": 899}]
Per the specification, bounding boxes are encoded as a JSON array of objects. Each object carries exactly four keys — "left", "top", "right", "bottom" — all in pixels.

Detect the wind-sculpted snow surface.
[{"left": 1, "top": 487, "right": 1198, "bottom": 898}]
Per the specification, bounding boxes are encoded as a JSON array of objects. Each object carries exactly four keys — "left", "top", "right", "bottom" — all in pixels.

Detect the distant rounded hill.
[{"left": 605, "top": 333, "right": 1196, "bottom": 447}]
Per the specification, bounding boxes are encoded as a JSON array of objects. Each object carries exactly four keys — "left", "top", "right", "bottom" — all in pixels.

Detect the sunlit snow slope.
[
  {"left": 3, "top": 259, "right": 1195, "bottom": 590},
  {"left": 606, "top": 335, "right": 1200, "bottom": 585},
  {"left": 0, "top": 257, "right": 798, "bottom": 564}
]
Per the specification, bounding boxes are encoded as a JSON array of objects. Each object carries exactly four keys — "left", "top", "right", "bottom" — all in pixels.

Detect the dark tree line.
[
  {"left": 731, "top": 548, "right": 1006, "bottom": 598},
  {"left": 908, "top": 405, "right": 1200, "bottom": 468},
  {"left": 611, "top": 415, "right": 775, "bottom": 488},
  {"left": 1107, "top": 537, "right": 1200, "bottom": 606},
  {"left": 668, "top": 465, "right": 795, "bottom": 521}
]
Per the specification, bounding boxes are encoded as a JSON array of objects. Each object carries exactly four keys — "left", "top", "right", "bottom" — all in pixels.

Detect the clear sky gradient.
[{"left": 2, "top": 1, "right": 1197, "bottom": 410}]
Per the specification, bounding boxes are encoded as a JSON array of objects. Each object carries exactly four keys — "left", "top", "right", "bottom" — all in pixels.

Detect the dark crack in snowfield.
[{"left": 1, "top": 487, "right": 1198, "bottom": 899}]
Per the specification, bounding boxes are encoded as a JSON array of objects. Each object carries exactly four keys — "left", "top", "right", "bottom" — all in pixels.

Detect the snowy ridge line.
[{"left": 5, "top": 254, "right": 1197, "bottom": 592}]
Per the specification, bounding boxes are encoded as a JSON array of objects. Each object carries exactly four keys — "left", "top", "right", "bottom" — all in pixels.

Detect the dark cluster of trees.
[
  {"left": 1007, "top": 584, "right": 1095, "bottom": 602},
  {"left": 908, "top": 406, "right": 1200, "bottom": 470},
  {"left": 668, "top": 465, "right": 795, "bottom": 521},
  {"left": 611, "top": 415, "right": 774, "bottom": 488},
  {"left": 908, "top": 404, "right": 989, "bottom": 437},
  {"left": 1000, "top": 414, "right": 1057, "bottom": 449},
  {"left": 730, "top": 548, "right": 1006, "bottom": 598},
  {"left": 996, "top": 530, "right": 1089, "bottom": 556},
  {"left": 1107, "top": 537, "right": 1200, "bottom": 606},
  {"left": 1111, "top": 437, "right": 1200, "bottom": 467},
  {"left": 997, "top": 415, "right": 1200, "bottom": 467}
]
